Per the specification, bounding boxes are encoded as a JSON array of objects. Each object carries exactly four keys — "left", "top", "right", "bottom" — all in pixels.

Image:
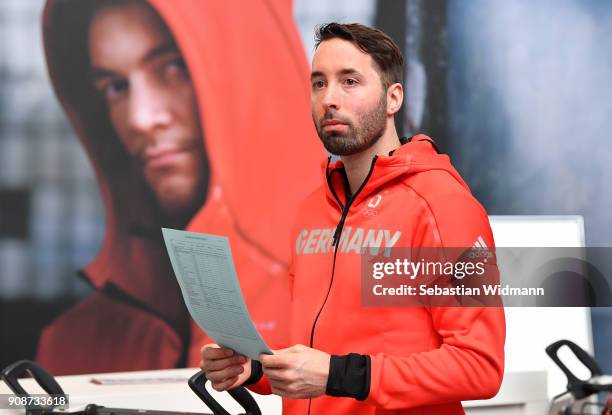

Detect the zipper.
[{"left": 307, "top": 156, "right": 378, "bottom": 415}]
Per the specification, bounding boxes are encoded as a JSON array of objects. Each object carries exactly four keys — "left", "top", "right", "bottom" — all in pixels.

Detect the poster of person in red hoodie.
[{"left": 34, "top": 0, "right": 323, "bottom": 375}]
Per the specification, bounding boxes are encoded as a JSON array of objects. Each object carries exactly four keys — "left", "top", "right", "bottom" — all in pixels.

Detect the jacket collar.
[{"left": 322, "top": 134, "right": 468, "bottom": 210}]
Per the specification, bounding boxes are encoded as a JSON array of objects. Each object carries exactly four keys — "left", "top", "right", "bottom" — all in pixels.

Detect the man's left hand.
[{"left": 260, "top": 344, "right": 330, "bottom": 399}]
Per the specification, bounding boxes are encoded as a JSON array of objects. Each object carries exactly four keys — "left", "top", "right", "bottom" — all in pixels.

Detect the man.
[
  {"left": 36, "top": 0, "right": 322, "bottom": 375},
  {"left": 201, "top": 23, "right": 505, "bottom": 414}
]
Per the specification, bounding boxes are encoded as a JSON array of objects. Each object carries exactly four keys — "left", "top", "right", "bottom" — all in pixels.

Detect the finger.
[
  {"left": 202, "top": 355, "right": 247, "bottom": 371},
  {"left": 205, "top": 365, "right": 245, "bottom": 383},
  {"left": 200, "top": 343, "right": 218, "bottom": 354},
  {"left": 260, "top": 354, "right": 288, "bottom": 369},
  {"left": 212, "top": 376, "right": 239, "bottom": 391},
  {"left": 203, "top": 346, "right": 236, "bottom": 360},
  {"left": 259, "top": 352, "right": 272, "bottom": 361}
]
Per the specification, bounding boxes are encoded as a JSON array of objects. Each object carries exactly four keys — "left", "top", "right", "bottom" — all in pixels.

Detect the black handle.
[
  {"left": 188, "top": 371, "right": 261, "bottom": 415},
  {"left": 1, "top": 360, "right": 66, "bottom": 415},
  {"left": 546, "top": 339, "right": 610, "bottom": 399}
]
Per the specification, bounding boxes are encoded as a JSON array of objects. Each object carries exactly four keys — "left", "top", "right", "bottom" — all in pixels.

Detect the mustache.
[{"left": 319, "top": 110, "right": 351, "bottom": 125}]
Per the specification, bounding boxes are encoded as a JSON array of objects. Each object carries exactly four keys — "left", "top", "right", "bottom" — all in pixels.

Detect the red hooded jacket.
[
  {"left": 37, "top": 0, "right": 323, "bottom": 375},
  {"left": 249, "top": 136, "right": 506, "bottom": 415}
]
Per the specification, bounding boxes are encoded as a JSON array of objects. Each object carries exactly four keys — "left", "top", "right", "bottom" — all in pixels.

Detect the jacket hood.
[
  {"left": 324, "top": 134, "right": 470, "bottom": 208},
  {"left": 42, "top": 0, "right": 323, "bottom": 309}
]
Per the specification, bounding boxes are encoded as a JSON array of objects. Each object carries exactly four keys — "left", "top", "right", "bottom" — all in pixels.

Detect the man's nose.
[
  {"left": 321, "top": 83, "right": 341, "bottom": 111},
  {"left": 127, "top": 76, "right": 173, "bottom": 135}
]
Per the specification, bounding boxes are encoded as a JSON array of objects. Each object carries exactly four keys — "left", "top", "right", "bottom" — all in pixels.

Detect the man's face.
[
  {"left": 311, "top": 38, "right": 388, "bottom": 156},
  {"left": 89, "top": 1, "right": 207, "bottom": 219}
]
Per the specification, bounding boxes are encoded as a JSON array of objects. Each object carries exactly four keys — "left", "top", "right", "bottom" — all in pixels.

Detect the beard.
[{"left": 314, "top": 93, "right": 387, "bottom": 156}]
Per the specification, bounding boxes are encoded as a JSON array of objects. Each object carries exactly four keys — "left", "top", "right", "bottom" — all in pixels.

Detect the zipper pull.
[
  {"left": 332, "top": 223, "right": 342, "bottom": 247},
  {"left": 332, "top": 211, "right": 348, "bottom": 247}
]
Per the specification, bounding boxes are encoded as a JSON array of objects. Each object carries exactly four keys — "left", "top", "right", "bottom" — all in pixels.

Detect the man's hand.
[
  {"left": 260, "top": 344, "right": 331, "bottom": 399},
  {"left": 200, "top": 344, "right": 251, "bottom": 391}
]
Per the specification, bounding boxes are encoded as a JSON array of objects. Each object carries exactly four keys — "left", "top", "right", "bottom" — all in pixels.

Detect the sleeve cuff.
[
  {"left": 326, "top": 353, "right": 371, "bottom": 401},
  {"left": 242, "top": 359, "right": 264, "bottom": 386}
]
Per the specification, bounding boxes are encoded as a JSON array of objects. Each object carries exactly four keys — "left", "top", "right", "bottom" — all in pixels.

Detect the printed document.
[{"left": 162, "top": 228, "right": 272, "bottom": 360}]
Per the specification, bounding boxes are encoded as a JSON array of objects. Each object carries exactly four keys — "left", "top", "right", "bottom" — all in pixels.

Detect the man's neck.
[{"left": 341, "top": 122, "right": 401, "bottom": 196}]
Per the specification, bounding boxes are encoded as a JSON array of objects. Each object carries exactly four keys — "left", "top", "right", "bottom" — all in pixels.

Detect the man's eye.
[
  {"left": 164, "top": 57, "right": 188, "bottom": 78},
  {"left": 312, "top": 80, "right": 326, "bottom": 89},
  {"left": 99, "top": 79, "right": 128, "bottom": 101},
  {"left": 344, "top": 78, "right": 358, "bottom": 86}
]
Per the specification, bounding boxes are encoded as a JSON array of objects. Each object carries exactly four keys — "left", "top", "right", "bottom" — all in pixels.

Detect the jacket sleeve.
[{"left": 363, "top": 191, "right": 506, "bottom": 409}]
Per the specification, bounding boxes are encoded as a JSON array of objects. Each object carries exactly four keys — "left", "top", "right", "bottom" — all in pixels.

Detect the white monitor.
[{"left": 489, "top": 215, "right": 591, "bottom": 398}]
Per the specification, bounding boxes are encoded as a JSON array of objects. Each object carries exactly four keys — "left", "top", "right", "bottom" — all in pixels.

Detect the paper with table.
[{"left": 161, "top": 228, "right": 272, "bottom": 360}]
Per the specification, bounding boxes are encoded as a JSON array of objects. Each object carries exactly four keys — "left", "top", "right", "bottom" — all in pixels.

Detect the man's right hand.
[{"left": 200, "top": 344, "right": 251, "bottom": 391}]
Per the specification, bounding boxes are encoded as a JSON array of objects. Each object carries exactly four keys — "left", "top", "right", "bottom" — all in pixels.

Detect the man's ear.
[{"left": 387, "top": 83, "right": 404, "bottom": 116}]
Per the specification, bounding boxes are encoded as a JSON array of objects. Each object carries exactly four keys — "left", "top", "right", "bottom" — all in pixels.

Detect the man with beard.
[{"left": 200, "top": 23, "right": 505, "bottom": 415}]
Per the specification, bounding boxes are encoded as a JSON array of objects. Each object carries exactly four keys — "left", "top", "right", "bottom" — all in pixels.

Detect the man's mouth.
[
  {"left": 143, "top": 148, "right": 186, "bottom": 170},
  {"left": 321, "top": 119, "right": 349, "bottom": 131}
]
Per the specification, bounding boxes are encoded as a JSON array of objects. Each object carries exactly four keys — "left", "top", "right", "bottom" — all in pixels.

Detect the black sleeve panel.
[
  {"left": 325, "top": 353, "right": 371, "bottom": 401},
  {"left": 242, "top": 359, "right": 263, "bottom": 386}
]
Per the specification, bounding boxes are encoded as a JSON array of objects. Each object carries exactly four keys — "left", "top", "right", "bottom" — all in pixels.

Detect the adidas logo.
[
  {"left": 473, "top": 235, "right": 488, "bottom": 249},
  {"left": 469, "top": 235, "right": 492, "bottom": 260}
]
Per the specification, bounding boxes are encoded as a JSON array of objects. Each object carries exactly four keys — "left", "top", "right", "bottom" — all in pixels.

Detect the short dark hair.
[{"left": 314, "top": 22, "right": 404, "bottom": 90}]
